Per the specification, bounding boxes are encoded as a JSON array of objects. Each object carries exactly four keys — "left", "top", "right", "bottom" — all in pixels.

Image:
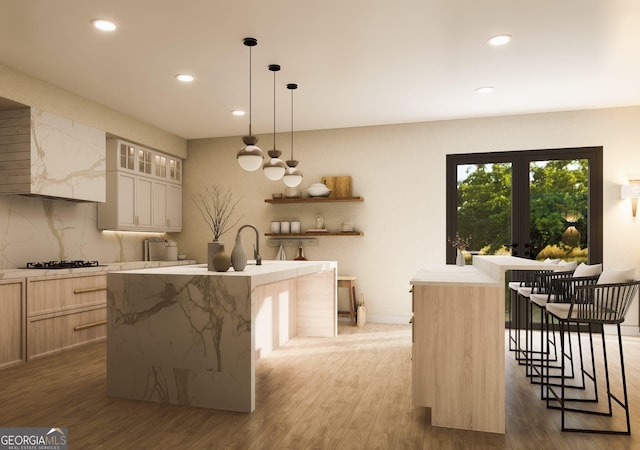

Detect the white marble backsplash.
[{"left": 0, "top": 194, "right": 171, "bottom": 268}]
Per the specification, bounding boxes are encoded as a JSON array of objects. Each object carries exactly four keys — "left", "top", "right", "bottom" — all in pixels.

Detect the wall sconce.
[{"left": 620, "top": 180, "right": 640, "bottom": 218}]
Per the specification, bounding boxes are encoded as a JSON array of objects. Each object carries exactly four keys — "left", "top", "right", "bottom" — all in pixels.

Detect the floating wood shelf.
[
  {"left": 265, "top": 232, "right": 363, "bottom": 237},
  {"left": 265, "top": 196, "right": 364, "bottom": 204}
]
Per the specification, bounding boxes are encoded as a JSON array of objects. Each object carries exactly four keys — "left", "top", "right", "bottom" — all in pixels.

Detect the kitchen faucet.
[{"left": 236, "top": 224, "right": 262, "bottom": 265}]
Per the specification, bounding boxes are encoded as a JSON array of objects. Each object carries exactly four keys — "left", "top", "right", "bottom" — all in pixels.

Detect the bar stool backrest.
[
  {"left": 571, "top": 280, "right": 640, "bottom": 324},
  {"left": 548, "top": 274, "right": 600, "bottom": 303}
]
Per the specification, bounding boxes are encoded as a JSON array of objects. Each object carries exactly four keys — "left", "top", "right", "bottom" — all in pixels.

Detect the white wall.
[
  {"left": 0, "top": 63, "right": 186, "bottom": 158},
  {"left": 179, "top": 106, "right": 640, "bottom": 328}
]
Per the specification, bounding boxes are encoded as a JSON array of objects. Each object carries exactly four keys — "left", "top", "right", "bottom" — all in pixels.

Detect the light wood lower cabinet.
[
  {"left": 0, "top": 279, "right": 26, "bottom": 369},
  {"left": 27, "top": 306, "right": 106, "bottom": 360},
  {"left": 296, "top": 270, "right": 337, "bottom": 337},
  {"left": 27, "top": 273, "right": 107, "bottom": 361},
  {"left": 412, "top": 283, "right": 505, "bottom": 434}
]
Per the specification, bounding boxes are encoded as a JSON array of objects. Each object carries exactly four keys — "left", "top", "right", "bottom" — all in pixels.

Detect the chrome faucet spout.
[{"left": 237, "top": 224, "right": 261, "bottom": 265}]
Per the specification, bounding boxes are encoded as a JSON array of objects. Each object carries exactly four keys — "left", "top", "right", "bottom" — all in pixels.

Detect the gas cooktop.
[{"left": 25, "top": 260, "right": 102, "bottom": 269}]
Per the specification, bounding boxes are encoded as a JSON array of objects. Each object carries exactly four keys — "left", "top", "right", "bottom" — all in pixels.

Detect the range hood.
[{"left": 0, "top": 103, "right": 106, "bottom": 202}]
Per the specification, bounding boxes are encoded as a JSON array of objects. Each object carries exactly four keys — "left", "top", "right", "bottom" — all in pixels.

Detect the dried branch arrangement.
[{"left": 192, "top": 185, "right": 242, "bottom": 241}]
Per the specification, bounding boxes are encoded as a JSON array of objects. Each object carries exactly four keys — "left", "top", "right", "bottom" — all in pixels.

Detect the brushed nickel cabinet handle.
[
  {"left": 74, "top": 320, "right": 107, "bottom": 331},
  {"left": 73, "top": 286, "right": 107, "bottom": 294}
]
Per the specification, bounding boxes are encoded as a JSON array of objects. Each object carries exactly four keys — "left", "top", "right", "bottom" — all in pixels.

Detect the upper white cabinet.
[
  {"left": 0, "top": 106, "right": 106, "bottom": 202},
  {"left": 98, "top": 139, "right": 182, "bottom": 232}
]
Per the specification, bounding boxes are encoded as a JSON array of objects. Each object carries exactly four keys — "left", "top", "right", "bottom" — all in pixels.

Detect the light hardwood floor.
[{"left": 1, "top": 322, "right": 639, "bottom": 449}]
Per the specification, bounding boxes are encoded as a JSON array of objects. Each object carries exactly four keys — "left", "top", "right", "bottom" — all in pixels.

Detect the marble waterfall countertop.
[
  {"left": 107, "top": 259, "right": 338, "bottom": 413},
  {"left": 113, "top": 260, "right": 338, "bottom": 287},
  {"left": 0, "top": 260, "right": 197, "bottom": 280}
]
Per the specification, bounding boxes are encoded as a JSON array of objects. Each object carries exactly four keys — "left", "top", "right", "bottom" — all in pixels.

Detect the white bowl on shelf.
[{"left": 307, "top": 183, "right": 332, "bottom": 197}]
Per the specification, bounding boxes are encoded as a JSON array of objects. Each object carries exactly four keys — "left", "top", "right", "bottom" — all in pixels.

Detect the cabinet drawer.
[
  {"left": 0, "top": 279, "right": 26, "bottom": 369},
  {"left": 27, "top": 306, "right": 106, "bottom": 360},
  {"left": 27, "top": 274, "right": 107, "bottom": 316}
]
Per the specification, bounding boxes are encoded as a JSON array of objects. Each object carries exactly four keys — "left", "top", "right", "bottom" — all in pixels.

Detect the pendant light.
[
  {"left": 282, "top": 83, "right": 303, "bottom": 188},
  {"left": 236, "top": 37, "right": 264, "bottom": 172},
  {"left": 262, "top": 64, "right": 287, "bottom": 180}
]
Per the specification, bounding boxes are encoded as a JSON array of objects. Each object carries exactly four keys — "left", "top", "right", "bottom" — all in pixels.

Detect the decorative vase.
[
  {"left": 231, "top": 232, "right": 247, "bottom": 271},
  {"left": 456, "top": 250, "right": 465, "bottom": 267},
  {"left": 207, "top": 241, "right": 222, "bottom": 271},
  {"left": 209, "top": 243, "right": 231, "bottom": 272},
  {"left": 212, "top": 243, "right": 231, "bottom": 272}
]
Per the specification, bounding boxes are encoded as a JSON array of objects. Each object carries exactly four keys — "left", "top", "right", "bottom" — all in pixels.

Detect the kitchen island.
[
  {"left": 107, "top": 261, "right": 337, "bottom": 412},
  {"left": 410, "top": 256, "right": 551, "bottom": 434}
]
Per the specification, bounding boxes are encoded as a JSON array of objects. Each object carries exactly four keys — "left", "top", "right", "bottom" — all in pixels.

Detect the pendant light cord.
[
  {"left": 248, "top": 45, "right": 252, "bottom": 136},
  {"left": 273, "top": 68, "right": 276, "bottom": 149},
  {"left": 290, "top": 87, "right": 294, "bottom": 160}
]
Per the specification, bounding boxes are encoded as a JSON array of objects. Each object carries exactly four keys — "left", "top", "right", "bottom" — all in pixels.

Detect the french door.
[{"left": 446, "top": 147, "right": 603, "bottom": 265}]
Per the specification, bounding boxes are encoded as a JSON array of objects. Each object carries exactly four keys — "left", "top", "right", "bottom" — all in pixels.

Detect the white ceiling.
[{"left": 1, "top": 0, "right": 640, "bottom": 140}]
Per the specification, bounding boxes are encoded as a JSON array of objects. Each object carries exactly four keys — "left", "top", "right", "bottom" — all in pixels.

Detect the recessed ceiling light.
[
  {"left": 175, "top": 74, "right": 194, "bottom": 82},
  {"left": 231, "top": 110, "right": 246, "bottom": 116},
  {"left": 488, "top": 34, "right": 511, "bottom": 46},
  {"left": 91, "top": 19, "right": 117, "bottom": 32},
  {"left": 475, "top": 86, "right": 495, "bottom": 94}
]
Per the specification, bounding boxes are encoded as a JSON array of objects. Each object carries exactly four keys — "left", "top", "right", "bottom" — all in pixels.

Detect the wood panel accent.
[
  {"left": 412, "top": 284, "right": 505, "bottom": 434},
  {"left": 0, "top": 279, "right": 25, "bottom": 369},
  {"left": 0, "top": 107, "right": 30, "bottom": 190},
  {"left": 295, "top": 269, "right": 336, "bottom": 337},
  {"left": 26, "top": 305, "right": 106, "bottom": 360},
  {"left": 27, "top": 273, "right": 107, "bottom": 316}
]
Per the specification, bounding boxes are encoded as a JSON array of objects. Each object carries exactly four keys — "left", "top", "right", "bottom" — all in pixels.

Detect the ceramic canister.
[
  {"left": 291, "top": 221, "right": 301, "bottom": 233},
  {"left": 280, "top": 221, "right": 290, "bottom": 233},
  {"left": 271, "top": 221, "right": 281, "bottom": 233}
]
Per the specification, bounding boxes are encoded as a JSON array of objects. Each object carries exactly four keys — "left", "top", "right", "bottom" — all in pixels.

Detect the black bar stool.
[{"left": 544, "top": 276, "right": 639, "bottom": 434}]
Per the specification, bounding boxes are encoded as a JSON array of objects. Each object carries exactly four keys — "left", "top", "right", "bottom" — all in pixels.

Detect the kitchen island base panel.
[
  {"left": 412, "top": 283, "right": 505, "bottom": 434},
  {"left": 297, "top": 270, "right": 337, "bottom": 337},
  {"left": 107, "top": 273, "right": 254, "bottom": 412},
  {"left": 107, "top": 262, "right": 337, "bottom": 413},
  {"left": 410, "top": 256, "right": 554, "bottom": 435}
]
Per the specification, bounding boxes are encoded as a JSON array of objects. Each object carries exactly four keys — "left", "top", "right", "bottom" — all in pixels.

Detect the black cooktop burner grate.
[{"left": 25, "top": 260, "right": 101, "bottom": 269}]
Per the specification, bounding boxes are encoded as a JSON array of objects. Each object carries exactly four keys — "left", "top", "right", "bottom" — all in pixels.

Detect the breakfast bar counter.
[
  {"left": 107, "top": 261, "right": 337, "bottom": 412},
  {"left": 410, "top": 256, "right": 550, "bottom": 434}
]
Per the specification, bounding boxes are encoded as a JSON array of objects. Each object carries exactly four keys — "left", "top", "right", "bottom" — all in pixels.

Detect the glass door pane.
[
  {"left": 456, "top": 162, "right": 513, "bottom": 261},
  {"left": 528, "top": 159, "right": 589, "bottom": 263}
]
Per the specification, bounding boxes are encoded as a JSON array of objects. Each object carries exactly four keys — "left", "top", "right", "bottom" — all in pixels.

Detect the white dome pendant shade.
[
  {"left": 237, "top": 136, "right": 264, "bottom": 171},
  {"left": 264, "top": 158, "right": 287, "bottom": 180},
  {"left": 283, "top": 164, "right": 303, "bottom": 187},
  {"left": 236, "top": 37, "right": 263, "bottom": 172},
  {"left": 282, "top": 83, "right": 303, "bottom": 188},
  {"left": 263, "top": 64, "right": 287, "bottom": 180}
]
